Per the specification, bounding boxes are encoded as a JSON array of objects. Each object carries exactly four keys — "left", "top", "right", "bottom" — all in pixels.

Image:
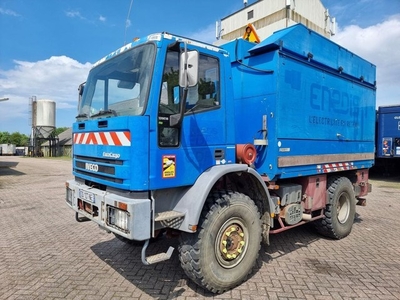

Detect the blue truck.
[
  {"left": 376, "top": 105, "right": 400, "bottom": 158},
  {"left": 375, "top": 105, "right": 400, "bottom": 174},
  {"left": 66, "top": 24, "right": 376, "bottom": 293}
]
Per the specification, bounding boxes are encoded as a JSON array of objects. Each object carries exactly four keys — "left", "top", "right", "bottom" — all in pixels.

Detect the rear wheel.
[
  {"left": 315, "top": 176, "right": 356, "bottom": 239},
  {"left": 178, "top": 191, "right": 262, "bottom": 293}
]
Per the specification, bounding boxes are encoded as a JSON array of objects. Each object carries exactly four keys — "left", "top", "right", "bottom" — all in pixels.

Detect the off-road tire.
[
  {"left": 315, "top": 176, "right": 356, "bottom": 239},
  {"left": 178, "top": 191, "right": 262, "bottom": 293}
]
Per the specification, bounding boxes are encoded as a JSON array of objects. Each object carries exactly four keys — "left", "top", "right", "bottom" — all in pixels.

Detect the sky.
[{"left": 0, "top": 0, "right": 399, "bottom": 135}]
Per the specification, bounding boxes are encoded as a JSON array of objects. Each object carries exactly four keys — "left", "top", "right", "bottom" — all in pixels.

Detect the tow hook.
[
  {"left": 75, "top": 212, "right": 90, "bottom": 222},
  {"left": 356, "top": 198, "right": 367, "bottom": 206}
]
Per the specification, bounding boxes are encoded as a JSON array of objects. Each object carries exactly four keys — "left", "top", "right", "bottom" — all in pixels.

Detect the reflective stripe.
[
  {"left": 73, "top": 131, "right": 131, "bottom": 146},
  {"left": 317, "top": 162, "right": 355, "bottom": 173}
]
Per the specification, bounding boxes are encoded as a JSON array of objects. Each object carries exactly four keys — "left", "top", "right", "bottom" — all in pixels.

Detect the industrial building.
[
  {"left": 41, "top": 127, "right": 72, "bottom": 157},
  {"left": 216, "top": 0, "right": 335, "bottom": 43}
]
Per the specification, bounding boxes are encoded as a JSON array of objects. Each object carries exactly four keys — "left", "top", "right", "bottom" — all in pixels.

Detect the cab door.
[{"left": 150, "top": 48, "right": 226, "bottom": 189}]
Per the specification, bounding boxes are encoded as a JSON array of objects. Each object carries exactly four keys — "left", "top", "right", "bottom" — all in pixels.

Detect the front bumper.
[{"left": 65, "top": 179, "right": 151, "bottom": 240}]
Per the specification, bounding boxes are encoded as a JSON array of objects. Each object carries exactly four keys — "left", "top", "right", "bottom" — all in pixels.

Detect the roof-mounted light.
[{"left": 148, "top": 33, "right": 162, "bottom": 42}]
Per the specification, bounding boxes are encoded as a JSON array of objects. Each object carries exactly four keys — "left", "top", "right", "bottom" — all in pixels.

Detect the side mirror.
[
  {"left": 78, "top": 82, "right": 85, "bottom": 111},
  {"left": 179, "top": 50, "right": 199, "bottom": 88}
]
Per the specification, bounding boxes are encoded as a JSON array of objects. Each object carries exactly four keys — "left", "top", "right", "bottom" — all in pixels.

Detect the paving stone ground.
[{"left": 0, "top": 156, "right": 399, "bottom": 300}]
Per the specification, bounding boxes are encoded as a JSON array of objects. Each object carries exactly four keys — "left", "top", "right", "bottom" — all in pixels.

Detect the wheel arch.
[{"left": 175, "top": 164, "right": 274, "bottom": 233}]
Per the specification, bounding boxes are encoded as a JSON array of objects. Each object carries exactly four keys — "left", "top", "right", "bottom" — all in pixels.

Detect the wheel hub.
[
  {"left": 219, "top": 224, "right": 245, "bottom": 260},
  {"left": 337, "top": 193, "right": 350, "bottom": 224}
]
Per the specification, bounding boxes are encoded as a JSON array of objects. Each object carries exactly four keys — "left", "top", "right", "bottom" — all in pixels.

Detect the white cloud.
[
  {"left": 186, "top": 23, "right": 216, "bottom": 44},
  {"left": 0, "top": 56, "right": 92, "bottom": 133},
  {"left": 65, "top": 10, "right": 85, "bottom": 20},
  {"left": 0, "top": 7, "right": 20, "bottom": 17},
  {"left": 66, "top": 10, "right": 109, "bottom": 25},
  {"left": 332, "top": 14, "right": 400, "bottom": 107}
]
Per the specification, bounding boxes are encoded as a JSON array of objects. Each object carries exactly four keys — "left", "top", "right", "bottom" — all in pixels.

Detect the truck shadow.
[
  {"left": 261, "top": 214, "right": 363, "bottom": 260},
  {"left": 90, "top": 235, "right": 215, "bottom": 298},
  {"left": 262, "top": 223, "right": 322, "bottom": 261},
  {"left": 369, "top": 172, "right": 400, "bottom": 191},
  {"left": 90, "top": 221, "right": 351, "bottom": 298},
  {"left": 0, "top": 162, "right": 25, "bottom": 179},
  {"left": 0, "top": 160, "right": 20, "bottom": 170}
]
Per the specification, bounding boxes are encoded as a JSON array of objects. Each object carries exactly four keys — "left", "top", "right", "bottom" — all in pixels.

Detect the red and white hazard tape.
[
  {"left": 73, "top": 131, "right": 131, "bottom": 146},
  {"left": 317, "top": 162, "right": 355, "bottom": 173}
]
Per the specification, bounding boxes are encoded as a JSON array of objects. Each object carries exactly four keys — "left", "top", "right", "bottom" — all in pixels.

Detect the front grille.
[
  {"left": 75, "top": 155, "right": 123, "bottom": 165},
  {"left": 74, "top": 169, "right": 123, "bottom": 184},
  {"left": 74, "top": 155, "right": 124, "bottom": 184},
  {"left": 75, "top": 161, "right": 115, "bottom": 175}
]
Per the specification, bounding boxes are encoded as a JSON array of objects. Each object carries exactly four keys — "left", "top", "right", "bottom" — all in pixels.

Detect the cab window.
[
  {"left": 158, "top": 50, "right": 220, "bottom": 147},
  {"left": 185, "top": 55, "right": 220, "bottom": 113}
]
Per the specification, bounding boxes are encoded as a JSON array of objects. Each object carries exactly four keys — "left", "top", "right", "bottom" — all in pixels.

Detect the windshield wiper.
[
  {"left": 90, "top": 109, "right": 118, "bottom": 118},
  {"left": 76, "top": 113, "right": 88, "bottom": 119}
]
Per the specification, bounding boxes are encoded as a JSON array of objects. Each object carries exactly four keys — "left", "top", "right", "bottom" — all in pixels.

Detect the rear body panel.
[{"left": 221, "top": 24, "right": 376, "bottom": 180}]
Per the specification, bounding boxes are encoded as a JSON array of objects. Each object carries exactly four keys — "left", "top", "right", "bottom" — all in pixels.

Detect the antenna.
[
  {"left": 124, "top": 0, "right": 134, "bottom": 45},
  {"left": 216, "top": 21, "right": 224, "bottom": 40},
  {"left": 331, "top": 17, "right": 336, "bottom": 36}
]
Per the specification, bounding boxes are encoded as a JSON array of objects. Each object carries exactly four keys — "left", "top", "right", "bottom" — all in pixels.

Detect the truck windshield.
[{"left": 78, "top": 43, "right": 156, "bottom": 119}]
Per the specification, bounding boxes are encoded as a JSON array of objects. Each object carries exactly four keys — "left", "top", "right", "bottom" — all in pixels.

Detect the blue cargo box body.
[
  {"left": 377, "top": 105, "right": 400, "bottom": 158},
  {"left": 221, "top": 24, "right": 376, "bottom": 180}
]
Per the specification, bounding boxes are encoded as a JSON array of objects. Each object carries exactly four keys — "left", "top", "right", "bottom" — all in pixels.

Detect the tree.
[
  {"left": 0, "top": 128, "right": 68, "bottom": 146},
  {"left": 54, "top": 127, "right": 69, "bottom": 136},
  {"left": 0, "top": 131, "right": 29, "bottom": 146},
  {"left": 10, "top": 132, "right": 29, "bottom": 146},
  {"left": 0, "top": 131, "right": 10, "bottom": 144}
]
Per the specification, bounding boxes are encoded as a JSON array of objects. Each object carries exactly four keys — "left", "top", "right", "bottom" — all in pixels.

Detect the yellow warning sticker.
[
  {"left": 162, "top": 155, "right": 176, "bottom": 178},
  {"left": 243, "top": 23, "right": 260, "bottom": 43}
]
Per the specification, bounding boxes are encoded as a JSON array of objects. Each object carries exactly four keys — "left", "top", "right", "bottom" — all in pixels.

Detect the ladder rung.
[
  {"left": 155, "top": 210, "right": 185, "bottom": 222},
  {"left": 145, "top": 247, "right": 174, "bottom": 264}
]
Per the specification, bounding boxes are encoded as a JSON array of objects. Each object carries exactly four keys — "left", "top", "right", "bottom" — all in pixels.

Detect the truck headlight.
[
  {"left": 66, "top": 187, "right": 72, "bottom": 206},
  {"left": 107, "top": 206, "right": 129, "bottom": 232}
]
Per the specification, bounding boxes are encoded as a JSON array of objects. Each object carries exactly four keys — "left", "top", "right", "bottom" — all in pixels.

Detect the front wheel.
[
  {"left": 178, "top": 191, "right": 262, "bottom": 293},
  {"left": 315, "top": 176, "right": 356, "bottom": 239}
]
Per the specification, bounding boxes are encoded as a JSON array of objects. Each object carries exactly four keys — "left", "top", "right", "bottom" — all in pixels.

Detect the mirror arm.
[
  {"left": 78, "top": 82, "right": 85, "bottom": 111},
  {"left": 181, "top": 41, "right": 188, "bottom": 88},
  {"left": 170, "top": 41, "right": 189, "bottom": 128},
  {"left": 170, "top": 88, "right": 188, "bottom": 127}
]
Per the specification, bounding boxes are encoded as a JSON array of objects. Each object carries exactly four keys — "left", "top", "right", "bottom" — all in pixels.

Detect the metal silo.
[
  {"left": 29, "top": 98, "right": 58, "bottom": 157},
  {"left": 32, "top": 99, "right": 56, "bottom": 138}
]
